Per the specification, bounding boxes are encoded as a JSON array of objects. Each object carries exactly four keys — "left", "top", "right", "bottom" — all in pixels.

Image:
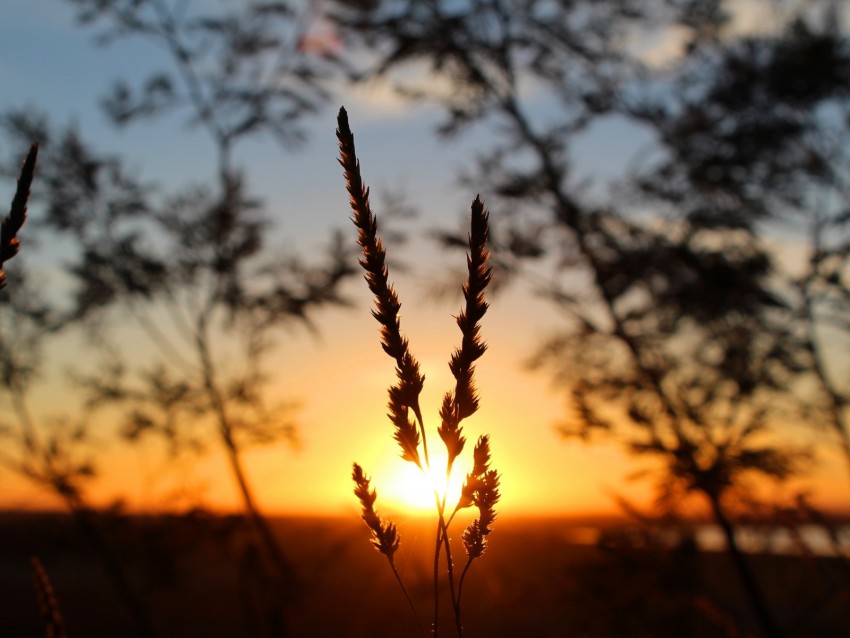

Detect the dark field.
[{"left": 1, "top": 512, "right": 849, "bottom": 637}]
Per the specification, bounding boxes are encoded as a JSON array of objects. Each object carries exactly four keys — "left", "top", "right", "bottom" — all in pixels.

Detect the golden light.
[{"left": 379, "top": 448, "right": 467, "bottom": 516}]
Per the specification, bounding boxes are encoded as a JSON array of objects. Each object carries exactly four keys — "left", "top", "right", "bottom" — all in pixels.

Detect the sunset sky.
[{"left": 2, "top": 0, "right": 848, "bottom": 520}]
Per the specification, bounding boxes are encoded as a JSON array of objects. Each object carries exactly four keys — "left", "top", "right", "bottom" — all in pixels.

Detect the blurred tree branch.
[
  {"left": 328, "top": 1, "right": 850, "bottom": 635},
  {"left": 2, "top": 1, "right": 358, "bottom": 634}
]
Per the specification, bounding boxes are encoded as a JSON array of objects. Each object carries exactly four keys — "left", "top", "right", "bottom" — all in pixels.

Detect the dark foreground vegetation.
[{"left": 2, "top": 512, "right": 848, "bottom": 637}]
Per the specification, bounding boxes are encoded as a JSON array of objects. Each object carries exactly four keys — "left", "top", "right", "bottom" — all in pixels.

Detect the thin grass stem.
[
  {"left": 341, "top": 106, "right": 496, "bottom": 638},
  {"left": 456, "top": 556, "right": 475, "bottom": 623},
  {"left": 388, "top": 557, "right": 428, "bottom": 638}
]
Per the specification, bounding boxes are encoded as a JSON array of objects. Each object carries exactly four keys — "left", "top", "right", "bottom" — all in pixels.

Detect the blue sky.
[{"left": 0, "top": 0, "right": 654, "bottom": 248}]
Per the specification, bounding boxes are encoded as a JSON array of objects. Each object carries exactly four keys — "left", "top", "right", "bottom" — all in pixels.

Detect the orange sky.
[{"left": 4, "top": 271, "right": 849, "bottom": 520}]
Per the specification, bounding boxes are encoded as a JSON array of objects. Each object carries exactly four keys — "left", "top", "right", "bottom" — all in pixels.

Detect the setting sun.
[{"left": 377, "top": 450, "right": 467, "bottom": 516}]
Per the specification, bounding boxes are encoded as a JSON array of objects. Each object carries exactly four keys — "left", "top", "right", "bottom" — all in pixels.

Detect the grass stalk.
[
  {"left": 353, "top": 463, "right": 427, "bottom": 637},
  {"left": 31, "top": 557, "right": 68, "bottom": 638},
  {"left": 338, "top": 106, "right": 499, "bottom": 637},
  {"left": 0, "top": 143, "right": 38, "bottom": 289}
]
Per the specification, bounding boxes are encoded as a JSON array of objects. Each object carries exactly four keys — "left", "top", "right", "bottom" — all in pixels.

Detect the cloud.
[
  {"left": 341, "top": 62, "right": 453, "bottom": 122},
  {"left": 627, "top": 25, "right": 691, "bottom": 69},
  {"left": 346, "top": 77, "right": 414, "bottom": 116},
  {"left": 726, "top": 0, "right": 787, "bottom": 37},
  {"left": 626, "top": 0, "right": 847, "bottom": 69}
]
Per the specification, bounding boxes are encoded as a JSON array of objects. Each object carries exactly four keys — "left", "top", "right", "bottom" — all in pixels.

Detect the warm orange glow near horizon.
[
  {"left": 1, "top": 283, "right": 849, "bottom": 522},
  {"left": 370, "top": 447, "right": 468, "bottom": 516}
]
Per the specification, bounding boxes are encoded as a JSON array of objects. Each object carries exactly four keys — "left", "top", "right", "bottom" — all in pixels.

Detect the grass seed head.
[
  {"left": 352, "top": 463, "right": 401, "bottom": 558},
  {"left": 1, "top": 144, "right": 38, "bottom": 289}
]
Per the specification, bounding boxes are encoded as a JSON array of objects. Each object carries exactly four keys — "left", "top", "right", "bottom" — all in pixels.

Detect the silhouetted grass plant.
[
  {"left": 31, "top": 556, "right": 68, "bottom": 638},
  {"left": 1, "top": 142, "right": 161, "bottom": 638},
  {"left": 337, "top": 106, "right": 499, "bottom": 638},
  {"left": 0, "top": 143, "right": 37, "bottom": 289}
]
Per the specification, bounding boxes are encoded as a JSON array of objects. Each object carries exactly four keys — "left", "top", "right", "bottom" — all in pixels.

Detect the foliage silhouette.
[
  {"left": 339, "top": 106, "right": 499, "bottom": 638},
  {"left": 0, "top": 143, "right": 36, "bottom": 290},
  {"left": 0, "top": 145, "right": 156, "bottom": 637},
  {"left": 1, "top": 2, "right": 848, "bottom": 635},
  {"left": 2, "top": 1, "right": 356, "bottom": 635},
  {"left": 329, "top": 1, "right": 850, "bottom": 636},
  {"left": 31, "top": 557, "right": 69, "bottom": 638},
  {"left": 621, "top": 12, "right": 850, "bottom": 486}
]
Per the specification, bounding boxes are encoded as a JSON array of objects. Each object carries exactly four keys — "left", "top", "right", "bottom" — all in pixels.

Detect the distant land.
[{"left": 2, "top": 511, "right": 849, "bottom": 636}]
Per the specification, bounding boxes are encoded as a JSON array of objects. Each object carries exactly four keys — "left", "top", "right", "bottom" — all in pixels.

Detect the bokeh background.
[{"left": 1, "top": 1, "right": 849, "bottom": 636}]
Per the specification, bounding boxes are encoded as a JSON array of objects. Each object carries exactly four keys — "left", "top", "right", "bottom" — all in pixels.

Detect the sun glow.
[{"left": 379, "top": 449, "right": 467, "bottom": 515}]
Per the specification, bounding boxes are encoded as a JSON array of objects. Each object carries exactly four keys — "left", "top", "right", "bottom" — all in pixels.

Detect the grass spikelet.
[
  {"left": 458, "top": 468, "right": 500, "bottom": 607},
  {"left": 339, "top": 106, "right": 499, "bottom": 637},
  {"left": 352, "top": 462, "right": 425, "bottom": 635},
  {"left": 31, "top": 556, "right": 68, "bottom": 638},
  {"left": 456, "top": 435, "right": 492, "bottom": 512},
  {"left": 439, "top": 197, "right": 491, "bottom": 467},
  {"left": 1, "top": 143, "right": 38, "bottom": 289},
  {"left": 352, "top": 462, "right": 400, "bottom": 557},
  {"left": 337, "top": 106, "right": 425, "bottom": 467}
]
